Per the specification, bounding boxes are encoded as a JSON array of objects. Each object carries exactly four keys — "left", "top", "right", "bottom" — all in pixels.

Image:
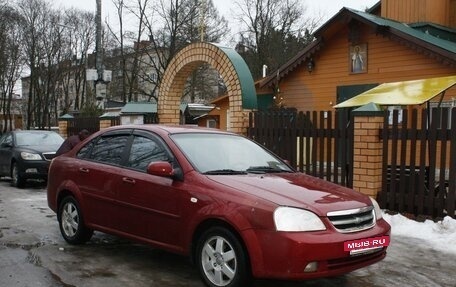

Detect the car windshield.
[
  {"left": 170, "top": 133, "right": 292, "bottom": 174},
  {"left": 15, "top": 132, "right": 64, "bottom": 146}
]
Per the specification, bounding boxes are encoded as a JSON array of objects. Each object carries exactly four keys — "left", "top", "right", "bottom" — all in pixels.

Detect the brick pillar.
[
  {"left": 58, "top": 114, "right": 73, "bottom": 139},
  {"left": 99, "top": 119, "right": 112, "bottom": 129},
  {"left": 58, "top": 120, "right": 68, "bottom": 138},
  {"left": 352, "top": 104, "right": 385, "bottom": 198}
]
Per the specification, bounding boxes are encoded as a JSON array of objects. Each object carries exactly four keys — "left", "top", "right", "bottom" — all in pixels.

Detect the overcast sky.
[
  {"left": 54, "top": 0, "right": 379, "bottom": 17},
  {"left": 53, "top": 0, "right": 380, "bottom": 39}
]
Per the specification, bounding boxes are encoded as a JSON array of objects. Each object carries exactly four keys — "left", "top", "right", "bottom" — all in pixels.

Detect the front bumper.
[
  {"left": 17, "top": 160, "right": 51, "bottom": 180},
  {"left": 243, "top": 219, "right": 391, "bottom": 280}
]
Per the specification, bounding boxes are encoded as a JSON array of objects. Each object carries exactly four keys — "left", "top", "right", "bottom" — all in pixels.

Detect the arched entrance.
[{"left": 158, "top": 42, "right": 257, "bottom": 134}]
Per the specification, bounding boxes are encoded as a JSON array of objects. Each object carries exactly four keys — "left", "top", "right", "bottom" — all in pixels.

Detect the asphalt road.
[{"left": 0, "top": 179, "right": 455, "bottom": 287}]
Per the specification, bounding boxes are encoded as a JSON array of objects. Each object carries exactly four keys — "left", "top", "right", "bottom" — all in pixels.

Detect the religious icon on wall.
[{"left": 350, "top": 44, "right": 367, "bottom": 73}]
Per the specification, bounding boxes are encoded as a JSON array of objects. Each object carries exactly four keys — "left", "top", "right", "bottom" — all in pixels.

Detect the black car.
[{"left": 0, "top": 130, "right": 64, "bottom": 187}]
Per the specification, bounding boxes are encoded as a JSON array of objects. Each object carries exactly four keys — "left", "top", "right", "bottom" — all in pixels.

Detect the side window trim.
[
  {"left": 131, "top": 129, "right": 174, "bottom": 162},
  {"left": 121, "top": 129, "right": 177, "bottom": 172},
  {"left": 76, "top": 129, "right": 134, "bottom": 166}
]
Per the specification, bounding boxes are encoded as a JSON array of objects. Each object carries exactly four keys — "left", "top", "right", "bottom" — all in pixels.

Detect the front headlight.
[
  {"left": 274, "top": 207, "right": 326, "bottom": 232},
  {"left": 370, "top": 197, "right": 383, "bottom": 220},
  {"left": 21, "top": 152, "right": 42, "bottom": 160}
]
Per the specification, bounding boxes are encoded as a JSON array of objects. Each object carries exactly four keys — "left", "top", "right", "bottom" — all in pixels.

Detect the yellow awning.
[{"left": 334, "top": 75, "right": 456, "bottom": 108}]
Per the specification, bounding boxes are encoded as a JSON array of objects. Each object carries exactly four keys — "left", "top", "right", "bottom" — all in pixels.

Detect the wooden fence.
[
  {"left": 248, "top": 109, "right": 456, "bottom": 219},
  {"left": 67, "top": 117, "right": 103, "bottom": 136},
  {"left": 380, "top": 108, "right": 456, "bottom": 218},
  {"left": 248, "top": 110, "right": 353, "bottom": 187}
]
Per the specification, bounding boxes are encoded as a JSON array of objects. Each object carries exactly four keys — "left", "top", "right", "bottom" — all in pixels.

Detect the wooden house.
[
  {"left": 196, "top": 95, "right": 228, "bottom": 129},
  {"left": 256, "top": 0, "right": 456, "bottom": 113}
]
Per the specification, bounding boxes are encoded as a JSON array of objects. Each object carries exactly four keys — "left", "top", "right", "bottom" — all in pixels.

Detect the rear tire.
[
  {"left": 196, "top": 226, "right": 251, "bottom": 287},
  {"left": 11, "top": 162, "right": 25, "bottom": 188},
  {"left": 58, "top": 196, "right": 93, "bottom": 244}
]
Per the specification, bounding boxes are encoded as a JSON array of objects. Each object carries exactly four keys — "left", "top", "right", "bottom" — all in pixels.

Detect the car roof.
[{"left": 102, "top": 124, "right": 234, "bottom": 136}]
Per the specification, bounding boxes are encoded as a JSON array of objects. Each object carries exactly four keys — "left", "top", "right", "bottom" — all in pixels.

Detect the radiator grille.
[
  {"left": 327, "top": 206, "right": 375, "bottom": 233},
  {"left": 42, "top": 152, "right": 57, "bottom": 161}
]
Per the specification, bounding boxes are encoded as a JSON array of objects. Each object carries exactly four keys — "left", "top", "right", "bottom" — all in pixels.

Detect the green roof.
[
  {"left": 409, "top": 23, "right": 456, "bottom": 43},
  {"left": 100, "top": 111, "right": 120, "bottom": 118},
  {"left": 349, "top": 8, "right": 456, "bottom": 54},
  {"left": 59, "top": 114, "right": 74, "bottom": 119},
  {"left": 121, "top": 102, "right": 157, "bottom": 114},
  {"left": 213, "top": 43, "right": 257, "bottom": 109}
]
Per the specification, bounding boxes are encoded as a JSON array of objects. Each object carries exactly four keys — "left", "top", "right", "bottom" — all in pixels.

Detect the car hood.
[
  {"left": 18, "top": 144, "right": 60, "bottom": 153},
  {"left": 207, "top": 172, "right": 371, "bottom": 216}
]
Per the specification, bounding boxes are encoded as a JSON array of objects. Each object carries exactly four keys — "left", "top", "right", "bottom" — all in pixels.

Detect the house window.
[
  {"left": 387, "top": 106, "right": 403, "bottom": 125},
  {"left": 207, "top": 119, "right": 217, "bottom": 128},
  {"left": 429, "top": 101, "right": 454, "bottom": 128}
]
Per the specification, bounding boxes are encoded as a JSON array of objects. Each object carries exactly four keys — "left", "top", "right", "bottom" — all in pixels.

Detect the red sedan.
[{"left": 47, "top": 125, "right": 390, "bottom": 287}]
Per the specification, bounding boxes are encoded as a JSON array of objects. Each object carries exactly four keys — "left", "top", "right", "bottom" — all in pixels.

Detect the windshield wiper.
[
  {"left": 203, "top": 169, "right": 247, "bottom": 175},
  {"left": 246, "top": 166, "right": 292, "bottom": 174}
]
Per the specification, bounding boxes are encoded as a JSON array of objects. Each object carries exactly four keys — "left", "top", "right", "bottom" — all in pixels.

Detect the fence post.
[
  {"left": 99, "top": 113, "right": 118, "bottom": 130},
  {"left": 58, "top": 114, "right": 74, "bottom": 139},
  {"left": 352, "top": 103, "right": 385, "bottom": 198}
]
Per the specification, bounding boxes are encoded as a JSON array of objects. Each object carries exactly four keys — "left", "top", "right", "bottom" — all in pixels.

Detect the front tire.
[
  {"left": 58, "top": 196, "right": 93, "bottom": 244},
  {"left": 196, "top": 226, "right": 251, "bottom": 287},
  {"left": 11, "top": 162, "right": 25, "bottom": 188}
]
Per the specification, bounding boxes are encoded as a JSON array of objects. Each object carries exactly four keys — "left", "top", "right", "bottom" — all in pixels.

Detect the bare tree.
[
  {"left": 58, "top": 9, "right": 96, "bottom": 115},
  {"left": 106, "top": 0, "right": 150, "bottom": 103},
  {"left": 0, "top": 3, "right": 24, "bottom": 132},
  {"left": 234, "top": 0, "right": 321, "bottom": 79},
  {"left": 37, "top": 10, "right": 67, "bottom": 128},
  {"left": 180, "top": 0, "right": 229, "bottom": 103},
  {"left": 16, "top": 0, "right": 51, "bottom": 129},
  {"left": 16, "top": 0, "right": 98, "bottom": 127},
  {"left": 136, "top": 0, "right": 228, "bottom": 103},
  {"left": 106, "top": 0, "right": 129, "bottom": 103}
]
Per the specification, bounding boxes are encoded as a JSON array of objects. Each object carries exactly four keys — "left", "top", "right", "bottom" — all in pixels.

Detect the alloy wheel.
[
  {"left": 201, "top": 235, "right": 237, "bottom": 286},
  {"left": 61, "top": 201, "right": 79, "bottom": 237}
]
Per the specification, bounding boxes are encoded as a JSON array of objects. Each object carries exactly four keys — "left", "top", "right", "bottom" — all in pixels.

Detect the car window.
[
  {"left": 76, "top": 139, "right": 96, "bottom": 159},
  {"left": 126, "top": 135, "right": 169, "bottom": 172},
  {"left": 90, "top": 135, "right": 130, "bottom": 165},
  {"left": 171, "top": 133, "right": 292, "bottom": 173},
  {"left": 1, "top": 134, "right": 13, "bottom": 146}
]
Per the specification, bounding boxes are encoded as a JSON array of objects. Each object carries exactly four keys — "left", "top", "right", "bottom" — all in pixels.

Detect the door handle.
[
  {"left": 79, "top": 168, "right": 89, "bottom": 173},
  {"left": 122, "top": 177, "right": 136, "bottom": 184}
]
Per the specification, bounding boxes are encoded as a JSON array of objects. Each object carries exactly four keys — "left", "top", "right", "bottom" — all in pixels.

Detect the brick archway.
[{"left": 158, "top": 42, "right": 256, "bottom": 134}]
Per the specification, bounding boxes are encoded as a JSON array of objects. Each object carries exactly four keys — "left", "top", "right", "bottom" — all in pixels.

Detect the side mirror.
[{"left": 147, "top": 161, "right": 174, "bottom": 177}]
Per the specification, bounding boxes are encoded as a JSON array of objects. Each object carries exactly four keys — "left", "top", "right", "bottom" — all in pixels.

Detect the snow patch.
[{"left": 383, "top": 212, "right": 456, "bottom": 255}]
